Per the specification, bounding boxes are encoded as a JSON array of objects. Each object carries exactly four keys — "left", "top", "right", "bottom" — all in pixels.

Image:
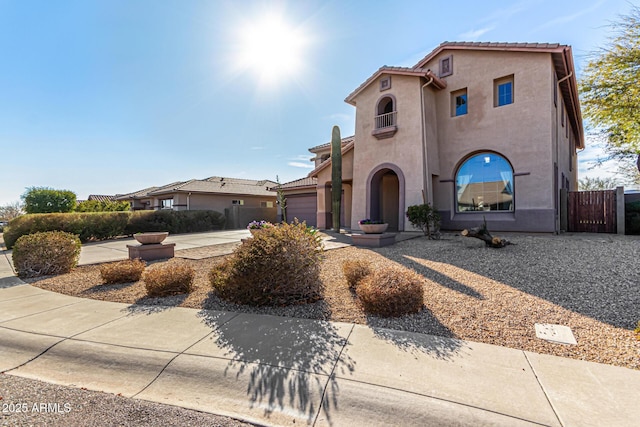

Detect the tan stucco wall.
[
  {"left": 144, "top": 193, "right": 276, "bottom": 213},
  {"left": 426, "top": 50, "right": 556, "bottom": 218},
  {"left": 350, "top": 74, "right": 428, "bottom": 230}
]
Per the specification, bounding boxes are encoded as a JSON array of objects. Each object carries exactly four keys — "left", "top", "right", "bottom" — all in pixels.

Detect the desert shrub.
[
  {"left": 100, "top": 259, "right": 146, "bottom": 284},
  {"left": 2, "top": 212, "right": 131, "bottom": 249},
  {"left": 342, "top": 259, "right": 372, "bottom": 290},
  {"left": 143, "top": 261, "right": 195, "bottom": 297},
  {"left": 12, "top": 231, "right": 81, "bottom": 278},
  {"left": 406, "top": 203, "right": 441, "bottom": 239},
  {"left": 356, "top": 266, "right": 424, "bottom": 317},
  {"left": 3, "top": 210, "right": 225, "bottom": 249},
  {"left": 76, "top": 200, "right": 130, "bottom": 212},
  {"left": 210, "top": 220, "right": 323, "bottom": 306}
]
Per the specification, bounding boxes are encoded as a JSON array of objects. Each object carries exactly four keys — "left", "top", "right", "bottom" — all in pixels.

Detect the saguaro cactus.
[{"left": 331, "top": 126, "right": 342, "bottom": 231}]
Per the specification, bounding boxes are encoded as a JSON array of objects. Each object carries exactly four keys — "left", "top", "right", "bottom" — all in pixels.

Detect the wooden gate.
[{"left": 568, "top": 190, "right": 617, "bottom": 233}]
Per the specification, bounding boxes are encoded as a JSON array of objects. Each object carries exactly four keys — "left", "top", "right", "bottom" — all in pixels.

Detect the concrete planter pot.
[
  {"left": 359, "top": 223, "right": 388, "bottom": 234},
  {"left": 134, "top": 232, "right": 169, "bottom": 245}
]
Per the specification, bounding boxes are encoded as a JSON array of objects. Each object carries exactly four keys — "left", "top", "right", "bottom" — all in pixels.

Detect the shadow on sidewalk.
[{"left": 197, "top": 309, "right": 354, "bottom": 425}]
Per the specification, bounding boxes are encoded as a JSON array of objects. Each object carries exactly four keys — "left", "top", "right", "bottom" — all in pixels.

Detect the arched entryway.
[{"left": 367, "top": 163, "right": 405, "bottom": 231}]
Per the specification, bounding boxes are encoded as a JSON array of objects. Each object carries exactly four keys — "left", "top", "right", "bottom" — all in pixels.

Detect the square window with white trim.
[{"left": 232, "top": 199, "right": 244, "bottom": 205}]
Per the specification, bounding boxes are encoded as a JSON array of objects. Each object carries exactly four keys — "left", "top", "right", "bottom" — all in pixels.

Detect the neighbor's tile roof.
[
  {"left": 147, "top": 177, "right": 278, "bottom": 197},
  {"left": 115, "top": 185, "right": 166, "bottom": 200},
  {"left": 87, "top": 194, "right": 118, "bottom": 202}
]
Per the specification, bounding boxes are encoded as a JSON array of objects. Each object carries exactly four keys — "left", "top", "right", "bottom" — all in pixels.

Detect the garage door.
[{"left": 286, "top": 193, "right": 317, "bottom": 227}]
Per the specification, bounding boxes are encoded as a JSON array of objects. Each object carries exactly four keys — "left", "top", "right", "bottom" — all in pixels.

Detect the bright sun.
[{"left": 235, "top": 13, "right": 307, "bottom": 86}]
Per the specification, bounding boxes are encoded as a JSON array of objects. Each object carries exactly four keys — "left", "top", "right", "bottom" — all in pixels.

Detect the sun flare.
[{"left": 235, "top": 13, "right": 307, "bottom": 85}]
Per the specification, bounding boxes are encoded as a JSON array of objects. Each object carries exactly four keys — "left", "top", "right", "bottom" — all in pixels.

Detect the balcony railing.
[
  {"left": 375, "top": 111, "right": 397, "bottom": 129},
  {"left": 372, "top": 111, "right": 398, "bottom": 139}
]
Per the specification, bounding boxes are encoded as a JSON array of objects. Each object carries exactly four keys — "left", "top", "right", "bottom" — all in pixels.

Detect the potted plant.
[
  {"left": 134, "top": 232, "right": 169, "bottom": 245},
  {"left": 358, "top": 219, "right": 388, "bottom": 234},
  {"left": 247, "top": 220, "right": 274, "bottom": 235}
]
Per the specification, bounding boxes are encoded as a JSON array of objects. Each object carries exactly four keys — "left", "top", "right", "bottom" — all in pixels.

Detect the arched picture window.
[{"left": 456, "top": 153, "right": 514, "bottom": 212}]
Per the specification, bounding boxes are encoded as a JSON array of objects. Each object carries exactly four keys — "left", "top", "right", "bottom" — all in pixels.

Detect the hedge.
[{"left": 3, "top": 210, "right": 225, "bottom": 249}]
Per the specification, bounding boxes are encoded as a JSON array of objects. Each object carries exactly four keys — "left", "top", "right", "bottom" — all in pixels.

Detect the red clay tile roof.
[
  {"left": 413, "top": 41, "right": 565, "bottom": 68},
  {"left": 308, "top": 139, "right": 355, "bottom": 178},
  {"left": 344, "top": 68, "right": 445, "bottom": 105},
  {"left": 275, "top": 177, "right": 318, "bottom": 190},
  {"left": 308, "top": 135, "right": 355, "bottom": 152}
]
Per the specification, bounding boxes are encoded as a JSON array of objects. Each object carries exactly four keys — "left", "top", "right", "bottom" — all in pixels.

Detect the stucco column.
[
  {"left": 316, "top": 184, "right": 331, "bottom": 230},
  {"left": 616, "top": 186, "right": 625, "bottom": 235}
]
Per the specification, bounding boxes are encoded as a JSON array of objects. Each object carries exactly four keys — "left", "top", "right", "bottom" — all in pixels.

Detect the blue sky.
[{"left": 0, "top": 0, "right": 637, "bottom": 204}]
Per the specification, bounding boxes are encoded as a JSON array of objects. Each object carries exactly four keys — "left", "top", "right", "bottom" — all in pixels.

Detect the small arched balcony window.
[
  {"left": 375, "top": 96, "right": 396, "bottom": 129},
  {"left": 373, "top": 95, "right": 398, "bottom": 139},
  {"left": 456, "top": 152, "right": 514, "bottom": 212}
]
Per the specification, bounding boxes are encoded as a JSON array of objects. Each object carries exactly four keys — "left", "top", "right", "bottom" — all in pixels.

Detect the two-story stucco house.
[{"left": 283, "top": 41, "right": 584, "bottom": 233}]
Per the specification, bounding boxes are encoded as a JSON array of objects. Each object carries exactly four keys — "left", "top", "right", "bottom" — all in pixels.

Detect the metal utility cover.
[{"left": 534, "top": 323, "right": 577, "bottom": 345}]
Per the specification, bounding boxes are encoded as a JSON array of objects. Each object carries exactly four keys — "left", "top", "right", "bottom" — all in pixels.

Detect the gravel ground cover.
[
  {"left": 24, "top": 232, "right": 640, "bottom": 370},
  {"left": 0, "top": 373, "right": 253, "bottom": 427}
]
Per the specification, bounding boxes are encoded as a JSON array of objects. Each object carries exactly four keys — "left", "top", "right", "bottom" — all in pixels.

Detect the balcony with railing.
[{"left": 372, "top": 111, "right": 397, "bottom": 139}]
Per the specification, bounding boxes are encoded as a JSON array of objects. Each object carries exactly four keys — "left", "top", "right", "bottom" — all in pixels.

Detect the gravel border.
[{"left": 23, "top": 232, "right": 640, "bottom": 370}]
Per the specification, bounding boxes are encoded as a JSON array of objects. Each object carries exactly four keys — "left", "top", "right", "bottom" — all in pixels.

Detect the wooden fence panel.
[{"left": 568, "top": 190, "right": 616, "bottom": 233}]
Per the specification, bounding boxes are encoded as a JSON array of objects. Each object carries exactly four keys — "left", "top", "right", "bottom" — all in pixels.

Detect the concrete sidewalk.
[{"left": 1, "top": 233, "right": 639, "bottom": 426}]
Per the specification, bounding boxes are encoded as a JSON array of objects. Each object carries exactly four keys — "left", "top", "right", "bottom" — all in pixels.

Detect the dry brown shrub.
[
  {"left": 342, "top": 259, "right": 372, "bottom": 290},
  {"left": 100, "top": 258, "right": 146, "bottom": 284},
  {"left": 143, "top": 261, "right": 194, "bottom": 297},
  {"left": 356, "top": 265, "right": 424, "bottom": 317},
  {"left": 210, "top": 220, "right": 323, "bottom": 306}
]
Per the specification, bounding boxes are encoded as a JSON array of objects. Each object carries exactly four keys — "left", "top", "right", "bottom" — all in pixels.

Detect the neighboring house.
[
  {"left": 116, "top": 177, "right": 278, "bottom": 228},
  {"left": 116, "top": 177, "right": 278, "bottom": 211},
  {"left": 283, "top": 41, "right": 584, "bottom": 233}
]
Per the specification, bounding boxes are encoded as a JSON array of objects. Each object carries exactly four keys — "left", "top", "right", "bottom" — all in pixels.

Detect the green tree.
[
  {"left": 578, "top": 176, "right": 621, "bottom": 191},
  {"left": 22, "top": 187, "right": 77, "bottom": 214},
  {"left": 579, "top": 6, "right": 640, "bottom": 172},
  {"left": 275, "top": 175, "right": 287, "bottom": 223}
]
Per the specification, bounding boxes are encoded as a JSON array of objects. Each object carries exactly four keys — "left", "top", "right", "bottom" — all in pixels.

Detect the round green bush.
[
  {"left": 12, "top": 231, "right": 81, "bottom": 278},
  {"left": 356, "top": 266, "right": 425, "bottom": 317},
  {"left": 210, "top": 221, "right": 323, "bottom": 306}
]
